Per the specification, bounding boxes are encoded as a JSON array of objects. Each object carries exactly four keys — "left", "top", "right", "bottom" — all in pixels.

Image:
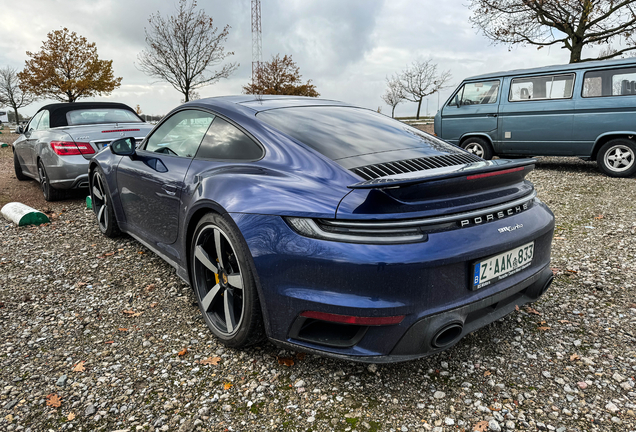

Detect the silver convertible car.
[{"left": 13, "top": 102, "right": 153, "bottom": 201}]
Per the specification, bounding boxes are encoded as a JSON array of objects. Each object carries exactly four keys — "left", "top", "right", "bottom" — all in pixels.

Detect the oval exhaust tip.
[{"left": 431, "top": 322, "right": 464, "bottom": 349}]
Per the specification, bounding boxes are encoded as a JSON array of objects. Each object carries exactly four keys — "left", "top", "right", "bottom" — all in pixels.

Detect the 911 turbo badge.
[{"left": 459, "top": 201, "right": 530, "bottom": 228}]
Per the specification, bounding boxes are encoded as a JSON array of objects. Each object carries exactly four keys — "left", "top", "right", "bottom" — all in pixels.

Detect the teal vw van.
[{"left": 434, "top": 58, "right": 636, "bottom": 177}]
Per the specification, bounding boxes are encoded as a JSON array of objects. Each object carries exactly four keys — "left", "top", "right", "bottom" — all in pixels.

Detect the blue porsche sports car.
[{"left": 90, "top": 96, "right": 555, "bottom": 362}]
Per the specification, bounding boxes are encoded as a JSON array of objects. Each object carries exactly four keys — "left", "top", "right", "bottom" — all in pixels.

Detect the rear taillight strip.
[
  {"left": 321, "top": 190, "right": 537, "bottom": 229},
  {"left": 466, "top": 167, "right": 525, "bottom": 180}
]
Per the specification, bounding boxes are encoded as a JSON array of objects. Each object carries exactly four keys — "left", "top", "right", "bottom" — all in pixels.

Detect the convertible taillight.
[{"left": 51, "top": 141, "right": 95, "bottom": 156}]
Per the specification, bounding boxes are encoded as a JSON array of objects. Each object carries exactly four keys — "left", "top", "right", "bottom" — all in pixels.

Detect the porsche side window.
[
  {"left": 144, "top": 110, "right": 215, "bottom": 158},
  {"left": 195, "top": 117, "right": 263, "bottom": 160}
]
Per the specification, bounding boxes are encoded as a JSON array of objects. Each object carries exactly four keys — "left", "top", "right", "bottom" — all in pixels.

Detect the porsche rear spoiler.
[{"left": 347, "top": 158, "right": 536, "bottom": 189}]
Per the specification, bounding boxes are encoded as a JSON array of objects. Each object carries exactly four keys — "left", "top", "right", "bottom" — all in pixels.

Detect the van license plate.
[{"left": 472, "top": 242, "right": 534, "bottom": 290}]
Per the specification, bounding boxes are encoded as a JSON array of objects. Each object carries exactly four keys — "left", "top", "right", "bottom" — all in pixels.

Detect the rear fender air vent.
[{"left": 352, "top": 153, "right": 484, "bottom": 180}]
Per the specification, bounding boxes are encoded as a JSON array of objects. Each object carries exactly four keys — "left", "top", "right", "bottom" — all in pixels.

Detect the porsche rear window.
[
  {"left": 66, "top": 108, "right": 141, "bottom": 125},
  {"left": 256, "top": 106, "right": 448, "bottom": 161}
]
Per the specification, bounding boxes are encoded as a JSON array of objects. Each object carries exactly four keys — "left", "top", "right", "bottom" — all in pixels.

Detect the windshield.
[
  {"left": 257, "top": 106, "right": 455, "bottom": 161},
  {"left": 66, "top": 108, "right": 141, "bottom": 125}
]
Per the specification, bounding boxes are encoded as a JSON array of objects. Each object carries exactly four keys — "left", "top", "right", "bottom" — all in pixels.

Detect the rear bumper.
[
  {"left": 272, "top": 265, "right": 553, "bottom": 363},
  {"left": 42, "top": 154, "right": 90, "bottom": 189},
  {"left": 231, "top": 198, "right": 555, "bottom": 362}
]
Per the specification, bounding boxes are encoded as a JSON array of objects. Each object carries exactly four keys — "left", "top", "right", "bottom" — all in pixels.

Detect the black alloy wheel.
[
  {"left": 191, "top": 213, "right": 265, "bottom": 347},
  {"left": 91, "top": 169, "right": 120, "bottom": 237},
  {"left": 38, "top": 160, "right": 65, "bottom": 201},
  {"left": 13, "top": 151, "right": 28, "bottom": 181}
]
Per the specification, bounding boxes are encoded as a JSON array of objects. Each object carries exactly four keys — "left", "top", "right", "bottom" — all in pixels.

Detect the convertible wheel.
[
  {"left": 13, "top": 151, "right": 28, "bottom": 181},
  {"left": 91, "top": 169, "right": 121, "bottom": 237},
  {"left": 460, "top": 137, "right": 493, "bottom": 160},
  {"left": 38, "top": 160, "right": 65, "bottom": 201},
  {"left": 597, "top": 138, "right": 636, "bottom": 178},
  {"left": 191, "top": 213, "right": 265, "bottom": 347}
]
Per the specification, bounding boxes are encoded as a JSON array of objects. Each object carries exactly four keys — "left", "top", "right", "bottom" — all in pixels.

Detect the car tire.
[
  {"left": 596, "top": 138, "right": 636, "bottom": 178},
  {"left": 461, "top": 137, "right": 494, "bottom": 160},
  {"left": 91, "top": 168, "right": 121, "bottom": 238},
  {"left": 190, "top": 213, "right": 265, "bottom": 348},
  {"left": 13, "top": 151, "right": 29, "bottom": 181},
  {"left": 38, "top": 160, "right": 65, "bottom": 201}
]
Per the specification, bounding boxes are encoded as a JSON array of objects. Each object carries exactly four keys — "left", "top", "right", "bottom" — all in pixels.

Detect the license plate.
[{"left": 472, "top": 241, "right": 534, "bottom": 290}]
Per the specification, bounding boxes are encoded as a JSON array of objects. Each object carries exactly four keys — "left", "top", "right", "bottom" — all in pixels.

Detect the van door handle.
[{"left": 487, "top": 114, "right": 498, "bottom": 118}]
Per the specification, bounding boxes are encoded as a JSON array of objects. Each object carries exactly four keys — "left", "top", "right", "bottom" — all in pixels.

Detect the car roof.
[
  {"left": 464, "top": 57, "right": 636, "bottom": 81},
  {"left": 36, "top": 102, "right": 137, "bottom": 128},
  {"left": 189, "top": 95, "right": 353, "bottom": 113}
]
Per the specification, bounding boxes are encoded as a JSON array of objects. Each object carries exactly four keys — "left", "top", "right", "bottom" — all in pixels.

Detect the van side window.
[
  {"left": 582, "top": 67, "right": 636, "bottom": 97},
  {"left": 449, "top": 81, "right": 500, "bottom": 106},
  {"left": 509, "top": 74, "right": 574, "bottom": 102}
]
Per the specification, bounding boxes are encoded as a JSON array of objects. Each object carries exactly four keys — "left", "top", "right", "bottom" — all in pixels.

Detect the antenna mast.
[{"left": 251, "top": 0, "right": 262, "bottom": 84}]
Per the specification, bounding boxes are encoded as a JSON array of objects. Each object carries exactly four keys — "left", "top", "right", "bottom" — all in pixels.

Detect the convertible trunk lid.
[{"left": 60, "top": 122, "right": 154, "bottom": 158}]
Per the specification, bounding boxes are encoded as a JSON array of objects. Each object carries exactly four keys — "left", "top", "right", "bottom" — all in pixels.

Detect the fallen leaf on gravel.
[
  {"left": 566, "top": 269, "right": 578, "bottom": 273},
  {"left": 489, "top": 405, "right": 502, "bottom": 411},
  {"left": 105, "top": 341, "right": 114, "bottom": 344},
  {"left": 525, "top": 307, "right": 541, "bottom": 315},
  {"left": 223, "top": 382, "right": 233, "bottom": 390},
  {"left": 67, "top": 412, "right": 75, "bottom": 421},
  {"left": 138, "top": 251, "right": 144, "bottom": 254},
  {"left": 295, "top": 352, "right": 306, "bottom": 361},
  {"left": 76, "top": 282, "right": 86, "bottom": 287},
  {"left": 199, "top": 356, "right": 221, "bottom": 365},
  {"left": 558, "top": 320, "right": 571, "bottom": 323},
  {"left": 145, "top": 284, "right": 156, "bottom": 292},
  {"left": 123, "top": 310, "right": 143, "bottom": 317},
  {"left": 537, "top": 326, "right": 550, "bottom": 331},
  {"left": 484, "top": 370, "right": 491, "bottom": 376},
  {"left": 473, "top": 420, "right": 488, "bottom": 431},
  {"left": 515, "top": 305, "right": 519, "bottom": 311},
  {"left": 118, "top": 328, "right": 128, "bottom": 331},
  {"left": 277, "top": 357, "right": 295, "bottom": 367},
  {"left": 570, "top": 354, "right": 580, "bottom": 361},
  {"left": 123, "top": 310, "right": 135, "bottom": 314},
  {"left": 594, "top": 215, "right": 604, "bottom": 219},
  {"left": 150, "top": 302, "right": 158, "bottom": 308},
  {"left": 72, "top": 361, "right": 85, "bottom": 372},
  {"left": 5, "top": 414, "right": 13, "bottom": 422},
  {"left": 46, "top": 394, "right": 61, "bottom": 408},
  {"left": 178, "top": 348, "right": 188, "bottom": 356}
]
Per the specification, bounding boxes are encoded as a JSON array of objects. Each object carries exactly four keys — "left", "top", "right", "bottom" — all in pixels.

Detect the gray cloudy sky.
[{"left": 0, "top": 0, "right": 603, "bottom": 117}]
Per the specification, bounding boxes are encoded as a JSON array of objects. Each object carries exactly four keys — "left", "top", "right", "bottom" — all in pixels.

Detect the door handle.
[
  {"left": 487, "top": 114, "right": 498, "bottom": 118},
  {"left": 162, "top": 185, "right": 177, "bottom": 196}
]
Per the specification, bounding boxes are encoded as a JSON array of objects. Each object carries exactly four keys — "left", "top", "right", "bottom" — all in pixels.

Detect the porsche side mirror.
[{"left": 110, "top": 137, "right": 136, "bottom": 157}]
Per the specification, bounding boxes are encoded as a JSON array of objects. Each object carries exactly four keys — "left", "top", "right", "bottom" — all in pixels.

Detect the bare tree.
[
  {"left": 381, "top": 76, "right": 405, "bottom": 118},
  {"left": 469, "top": 0, "right": 636, "bottom": 63},
  {"left": 137, "top": 0, "right": 238, "bottom": 102},
  {"left": 180, "top": 90, "right": 201, "bottom": 104},
  {"left": 398, "top": 59, "right": 451, "bottom": 120},
  {"left": 0, "top": 66, "right": 35, "bottom": 125}
]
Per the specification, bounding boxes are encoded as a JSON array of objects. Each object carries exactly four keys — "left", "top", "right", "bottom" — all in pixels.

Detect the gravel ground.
[{"left": 1, "top": 156, "right": 635, "bottom": 432}]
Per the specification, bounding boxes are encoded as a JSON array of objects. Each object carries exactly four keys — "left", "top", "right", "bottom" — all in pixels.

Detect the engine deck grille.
[{"left": 351, "top": 153, "right": 484, "bottom": 180}]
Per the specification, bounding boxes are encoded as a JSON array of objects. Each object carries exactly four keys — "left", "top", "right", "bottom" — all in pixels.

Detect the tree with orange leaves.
[
  {"left": 243, "top": 54, "right": 319, "bottom": 97},
  {"left": 19, "top": 28, "right": 122, "bottom": 103}
]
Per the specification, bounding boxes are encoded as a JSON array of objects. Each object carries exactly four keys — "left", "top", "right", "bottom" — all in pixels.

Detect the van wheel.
[
  {"left": 597, "top": 139, "right": 636, "bottom": 177},
  {"left": 461, "top": 137, "right": 493, "bottom": 160}
]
